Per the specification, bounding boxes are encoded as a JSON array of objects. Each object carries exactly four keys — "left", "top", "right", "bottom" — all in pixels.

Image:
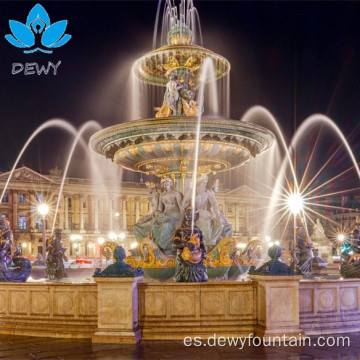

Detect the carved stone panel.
[
  {"left": 269, "top": 287, "right": 297, "bottom": 323},
  {"left": 317, "top": 289, "right": 337, "bottom": 312},
  {"left": 10, "top": 291, "right": 28, "bottom": 315},
  {"left": 299, "top": 289, "right": 314, "bottom": 313},
  {"left": 340, "top": 288, "right": 357, "bottom": 310},
  {"left": 31, "top": 291, "right": 50, "bottom": 315},
  {"left": 0, "top": 292, "right": 7, "bottom": 314},
  {"left": 170, "top": 291, "right": 197, "bottom": 317},
  {"left": 200, "top": 291, "right": 225, "bottom": 316},
  {"left": 54, "top": 292, "right": 75, "bottom": 317},
  {"left": 79, "top": 292, "right": 97, "bottom": 317},
  {"left": 142, "top": 291, "right": 167, "bottom": 318},
  {"left": 229, "top": 290, "right": 254, "bottom": 317}
]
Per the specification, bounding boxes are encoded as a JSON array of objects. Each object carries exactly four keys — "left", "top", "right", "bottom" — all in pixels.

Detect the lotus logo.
[{"left": 5, "top": 4, "right": 71, "bottom": 54}]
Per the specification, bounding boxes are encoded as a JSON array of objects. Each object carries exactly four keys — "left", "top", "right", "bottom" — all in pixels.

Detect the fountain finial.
[{"left": 167, "top": 21, "right": 193, "bottom": 45}]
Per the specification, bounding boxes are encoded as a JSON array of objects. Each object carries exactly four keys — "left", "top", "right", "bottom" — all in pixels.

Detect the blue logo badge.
[{"left": 5, "top": 3, "right": 71, "bottom": 54}]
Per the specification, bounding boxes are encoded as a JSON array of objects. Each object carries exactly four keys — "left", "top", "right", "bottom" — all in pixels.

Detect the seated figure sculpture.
[
  {"left": 0, "top": 218, "right": 32, "bottom": 282},
  {"left": 173, "top": 208, "right": 208, "bottom": 282},
  {"left": 152, "top": 177, "right": 183, "bottom": 255},
  {"left": 183, "top": 175, "right": 222, "bottom": 247},
  {"left": 133, "top": 182, "right": 160, "bottom": 240}
]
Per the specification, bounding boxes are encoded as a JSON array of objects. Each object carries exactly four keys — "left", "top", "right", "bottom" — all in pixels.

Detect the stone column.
[
  {"left": 94, "top": 197, "right": 99, "bottom": 231},
  {"left": 108, "top": 197, "right": 113, "bottom": 230},
  {"left": 122, "top": 196, "right": 127, "bottom": 230},
  {"left": 12, "top": 190, "right": 18, "bottom": 231},
  {"left": 135, "top": 197, "right": 140, "bottom": 223},
  {"left": 64, "top": 195, "right": 69, "bottom": 230},
  {"left": 79, "top": 196, "right": 84, "bottom": 231},
  {"left": 30, "top": 191, "right": 36, "bottom": 230},
  {"left": 249, "top": 275, "right": 304, "bottom": 340},
  {"left": 74, "top": 195, "right": 80, "bottom": 227},
  {"left": 88, "top": 195, "right": 94, "bottom": 230},
  {"left": 92, "top": 277, "right": 143, "bottom": 344}
]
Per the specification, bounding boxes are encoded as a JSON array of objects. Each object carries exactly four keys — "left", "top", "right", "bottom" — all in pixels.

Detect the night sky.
[{"left": 1, "top": 1, "right": 360, "bottom": 188}]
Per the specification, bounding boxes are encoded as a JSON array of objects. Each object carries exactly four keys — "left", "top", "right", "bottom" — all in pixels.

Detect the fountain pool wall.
[{"left": 0, "top": 277, "right": 359, "bottom": 342}]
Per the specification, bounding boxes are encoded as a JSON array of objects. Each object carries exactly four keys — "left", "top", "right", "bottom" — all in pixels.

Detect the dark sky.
[{"left": 1, "top": 0, "right": 360, "bottom": 183}]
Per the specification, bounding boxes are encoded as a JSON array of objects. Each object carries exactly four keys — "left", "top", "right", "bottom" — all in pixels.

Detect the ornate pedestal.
[
  {"left": 92, "top": 277, "right": 143, "bottom": 344},
  {"left": 250, "top": 275, "right": 304, "bottom": 340}
]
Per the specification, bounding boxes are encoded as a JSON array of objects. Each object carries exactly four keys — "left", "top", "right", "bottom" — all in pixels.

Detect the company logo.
[{"left": 5, "top": 3, "right": 71, "bottom": 54}]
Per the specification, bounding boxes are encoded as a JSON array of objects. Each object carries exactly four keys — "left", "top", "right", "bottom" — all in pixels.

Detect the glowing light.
[
  {"left": 108, "top": 232, "right": 117, "bottom": 240},
  {"left": 21, "top": 242, "right": 27, "bottom": 248},
  {"left": 73, "top": 243, "right": 78, "bottom": 249},
  {"left": 88, "top": 243, "right": 94, "bottom": 249},
  {"left": 114, "top": 212, "right": 120, "bottom": 217},
  {"left": 38, "top": 203, "right": 49, "bottom": 216},
  {"left": 119, "top": 232, "right": 126, "bottom": 241},
  {"left": 268, "top": 241, "right": 274, "bottom": 247},
  {"left": 265, "top": 236, "right": 271, "bottom": 243},
  {"left": 274, "top": 240, "right": 280, "bottom": 246},
  {"left": 236, "top": 243, "right": 246, "bottom": 249},
  {"left": 130, "top": 242, "right": 138, "bottom": 249},
  {"left": 97, "top": 237, "right": 105, "bottom": 245},
  {"left": 337, "top": 234, "right": 345, "bottom": 242},
  {"left": 286, "top": 192, "right": 304, "bottom": 215}
]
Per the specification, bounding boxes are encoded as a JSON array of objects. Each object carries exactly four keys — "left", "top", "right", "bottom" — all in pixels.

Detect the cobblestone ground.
[{"left": 0, "top": 333, "right": 359, "bottom": 360}]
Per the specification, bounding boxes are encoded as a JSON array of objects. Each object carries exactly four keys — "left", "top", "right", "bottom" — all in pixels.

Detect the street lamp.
[{"left": 38, "top": 203, "right": 49, "bottom": 261}]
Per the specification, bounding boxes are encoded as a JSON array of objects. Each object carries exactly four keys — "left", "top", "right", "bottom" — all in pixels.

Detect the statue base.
[
  {"left": 92, "top": 277, "right": 143, "bottom": 344},
  {"left": 249, "top": 274, "right": 305, "bottom": 341}
]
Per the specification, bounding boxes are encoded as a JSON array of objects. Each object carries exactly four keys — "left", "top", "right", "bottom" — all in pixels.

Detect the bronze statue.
[
  {"left": 0, "top": 218, "right": 32, "bottom": 282},
  {"left": 249, "top": 245, "right": 294, "bottom": 275},
  {"left": 94, "top": 246, "right": 143, "bottom": 277},
  {"left": 173, "top": 208, "right": 208, "bottom": 282},
  {"left": 45, "top": 229, "right": 67, "bottom": 280},
  {"left": 291, "top": 224, "right": 313, "bottom": 275}
]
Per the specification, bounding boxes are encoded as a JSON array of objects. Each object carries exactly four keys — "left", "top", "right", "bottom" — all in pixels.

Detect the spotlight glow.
[
  {"left": 286, "top": 193, "right": 304, "bottom": 215},
  {"left": 337, "top": 234, "right": 345, "bottom": 242},
  {"left": 38, "top": 203, "right": 49, "bottom": 216}
]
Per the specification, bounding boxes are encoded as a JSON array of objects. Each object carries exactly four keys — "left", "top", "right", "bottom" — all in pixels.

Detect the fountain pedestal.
[
  {"left": 250, "top": 275, "right": 304, "bottom": 340},
  {"left": 92, "top": 277, "right": 143, "bottom": 344}
]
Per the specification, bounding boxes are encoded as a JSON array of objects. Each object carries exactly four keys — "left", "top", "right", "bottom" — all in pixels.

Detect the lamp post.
[
  {"left": 337, "top": 233, "right": 345, "bottom": 259},
  {"left": 38, "top": 203, "right": 49, "bottom": 261},
  {"left": 70, "top": 234, "right": 83, "bottom": 258},
  {"left": 286, "top": 192, "right": 304, "bottom": 270},
  {"left": 98, "top": 237, "right": 104, "bottom": 267}
]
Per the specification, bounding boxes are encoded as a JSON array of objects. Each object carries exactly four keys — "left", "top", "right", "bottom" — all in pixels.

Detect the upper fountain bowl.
[
  {"left": 89, "top": 117, "right": 275, "bottom": 178},
  {"left": 133, "top": 44, "right": 230, "bottom": 87}
]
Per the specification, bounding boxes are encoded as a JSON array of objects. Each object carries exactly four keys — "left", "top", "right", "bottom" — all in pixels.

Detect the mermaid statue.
[
  {"left": 0, "top": 218, "right": 32, "bottom": 282},
  {"left": 173, "top": 208, "right": 209, "bottom": 282}
]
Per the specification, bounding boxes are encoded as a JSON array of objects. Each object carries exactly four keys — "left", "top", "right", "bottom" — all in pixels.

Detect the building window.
[
  {"left": 68, "top": 217, "right": 72, "bottom": 230},
  {"left": 68, "top": 198, "right": 72, "bottom": 208},
  {"left": 82, "top": 198, "right": 86, "bottom": 208},
  {"left": 1, "top": 213, "right": 9, "bottom": 219},
  {"left": 36, "top": 217, "right": 43, "bottom": 230},
  {"left": 18, "top": 193, "right": 26, "bottom": 204},
  {"left": 228, "top": 205, "right": 232, "bottom": 213},
  {"left": 37, "top": 193, "right": 43, "bottom": 203},
  {"left": 19, "top": 215, "right": 27, "bottom": 230},
  {"left": 2, "top": 193, "right": 9, "bottom": 203}
]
